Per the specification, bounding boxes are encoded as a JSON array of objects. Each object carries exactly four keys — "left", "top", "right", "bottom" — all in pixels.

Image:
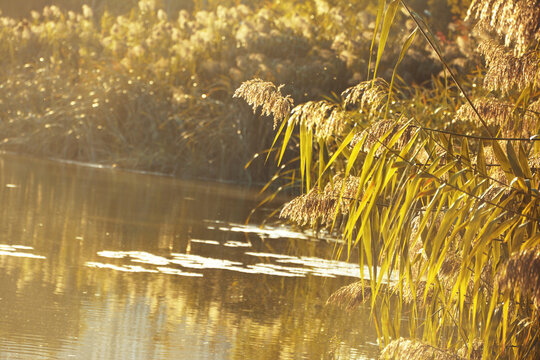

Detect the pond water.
[{"left": 0, "top": 153, "right": 380, "bottom": 359}]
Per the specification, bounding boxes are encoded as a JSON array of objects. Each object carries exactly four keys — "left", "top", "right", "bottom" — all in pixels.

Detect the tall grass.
[
  {"left": 0, "top": 0, "right": 466, "bottom": 182},
  {"left": 236, "top": 0, "right": 540, "bottom": 357}
]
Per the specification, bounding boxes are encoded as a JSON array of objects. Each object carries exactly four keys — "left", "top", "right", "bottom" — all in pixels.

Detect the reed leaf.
[{"left": 373, "top": 0, "right": 400, "bottom": 80}]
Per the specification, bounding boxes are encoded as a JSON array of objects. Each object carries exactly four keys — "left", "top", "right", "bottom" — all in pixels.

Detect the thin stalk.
[{"left": 401, "top": 1, "right": 495, "bottom": 139}]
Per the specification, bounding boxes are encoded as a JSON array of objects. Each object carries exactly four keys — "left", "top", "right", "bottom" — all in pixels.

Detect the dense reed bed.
[
  {"left": 0, "top": 0, "right": 467, "bottom": 181},
  {"left": 236, "top": 0, "right": 540, "bottom": 358}
]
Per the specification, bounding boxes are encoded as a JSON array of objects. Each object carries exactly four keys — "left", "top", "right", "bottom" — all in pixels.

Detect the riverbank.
[{"left": 0, "top": 0, "right": 462, "bottom": 183}]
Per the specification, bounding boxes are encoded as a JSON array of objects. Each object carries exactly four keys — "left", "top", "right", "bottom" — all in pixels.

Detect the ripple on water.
[
  {"left": 86, "top": 249, "right": 369, "bottom": 279},
  {"left": 0, "top": 244, "right": 46, "bottom": 259}
]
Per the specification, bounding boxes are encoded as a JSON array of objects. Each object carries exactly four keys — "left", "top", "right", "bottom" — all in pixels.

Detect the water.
[{"left": 0, "top": 153, "right": 380, "bottom": 359}]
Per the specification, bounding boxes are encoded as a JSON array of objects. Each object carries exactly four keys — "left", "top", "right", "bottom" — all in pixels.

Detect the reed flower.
[
  {"left": 280, "top": 175, "right": 361, "bottom": 227},
  {"left": 279, "top": 188, "right": 335, "bottom": 227},
  {"left": 233, "top": 79, "right": 293, "bottom": 129},
  {"left": 477, "top": 39, "right": 539, "bottom": 93},
  {"left": 138, "top": 0, "right": 156, "bottom": 14},
  {"left": 496, "top": 244, "right": 540, "bottom": 308},
  {"left": 390, "top": 280, "right": 436, "bottom": 306},
  {"left": 326, "top": 281, "right": 371, "bottom": 310},
  {"left": 457, "top": 339, "right": 483, "bottom": 360},
  {"left": 341, "top": 78, "right": 389, "bottom": 113},
  {"left": 467, "top": 0, "right": 540, "bottom": 56},
  {"left": 288, "top": 100, "right": 348, "bottom": 140},
  {"left": 455, "top": 97, "right": 540, "bottom": 137},
  {"left": 82, "top": 5, "right": 93, "bottom": 19},
  {"left": 380, "top": 338, "right": 458, "bottom": 360}
]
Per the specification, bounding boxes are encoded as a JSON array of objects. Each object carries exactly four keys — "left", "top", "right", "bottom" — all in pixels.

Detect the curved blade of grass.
[
  {"left": 367, "top": 0, "right": 386, "bottom": 79},
  {"left": 386, "top": 26, "right": 418, "bottom": 118},
  {"left": 506, "top": 141, "right": 525, "bottom": 179},
  {"left": 266, "top": 117, "right": 288, "bottom": 162},
  {"left": 278, "top": 121, "right": 295, "bottom": 166},
  {"left": 492, "top": 140, "right": 513, "bottom": 181},
  {"left": 321, "top": 129, "right": 358, "bottom": 176},
  {"left": 373, "top": 0, "right": 400, "bottom": 80}
]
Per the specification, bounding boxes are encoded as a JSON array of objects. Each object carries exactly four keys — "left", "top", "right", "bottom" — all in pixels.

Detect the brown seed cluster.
[
  {"left": 233, "top": 78, "right": 293, "bottom": 129},
  {"left": 391, "top": 280, "right": 436, "bottom": 306},
  {"left": 468, "top": 0, "right": 540, "bottom": 57},
  {"left": 496, "top": 244, "right": 540, "bottom": 308},
  {"left": 457, "top": 338, "right": 484, "bottom": 360},
  {"left": 326, "top": 280, "right": 371, "bottom": 310},
  {"left": 380, "top": 338, "right": 459, "bottom": 360},
  {"left": 477, "top": 40, "right": 539, "bottom": 93},
  {"left": 289, "top": 100, "right": 348, "bottom": 140},
  {"left": 279, "top": 175, "right": 361, "bottom": 227},
  {"left": 455, "top": 97, "right": 540, "bottom": 137},
  {"left": 341, "top": 78, "right": 389, "bottom": 113}
]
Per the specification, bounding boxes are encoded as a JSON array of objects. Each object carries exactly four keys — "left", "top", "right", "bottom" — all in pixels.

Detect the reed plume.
[
  {"left": 233, "top": 78, "right": 294, "bottom": 129},
  {"left": 279, "top": 187, "right": 335, "bottom": 227},
  {"left": 326, "top": 280, "right": 371, "bottom": 310},
  {"left": 467, "top": 0, "right": 540, "bottom": 56},
  {"left": 279, "top": 175, "right": 360, "bottom": 227},
  {"left": 341, "top": 78, "right": 389, "bottom": 113},
  {"left": 288, "top": 100, "right": 348, "bottom": 140},
  {"left": 477, "top": 39, "right": 539, "bottom": 93},
  {"left": 455, "top": 97, "right": 540, "bottom": 137},
  {"left": 392, "top": 280, "right": 435, "bottom": 306},
  {"left": 456, "top": 339, "right": 484, "bottom": 360},
  {"left": 496, "top": 244, "right": 540, "bottom": 308},
  {"left": 380, "top": 338, "right": 461, "bottom": 360}
]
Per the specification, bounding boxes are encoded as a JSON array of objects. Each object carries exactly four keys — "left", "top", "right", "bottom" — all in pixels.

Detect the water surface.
[{"left": 0, "top": 153, "right": 379, "bottom": 359}]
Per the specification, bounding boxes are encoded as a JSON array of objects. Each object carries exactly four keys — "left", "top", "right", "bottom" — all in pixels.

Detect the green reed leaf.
[
  {"left": 373, "top": 0, "right": 400, "bottom": 80},
  {"left": 506, "top": 141, "right": 525, "bottom": 179},
  {"left": 386, "top": 26, "right": 417, "bottom": 118},
  {"left": 278, "top": 120, "right": 295, "bottom": 166},
  {"left": 367, "top": 0, "right": 386, "bottom": 78}
]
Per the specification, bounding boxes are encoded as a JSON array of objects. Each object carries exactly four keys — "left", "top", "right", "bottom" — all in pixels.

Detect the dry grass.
[
  {"left": 456, "top": 97, "right": 540, "bottom": 137},
  {"left": 279, "top": 175, "right": 361, "bottom": 227},
  {"left": 341, "top": 78, "right": 389, "bottom": 113},
  {"left": 497, "top": 245, "right": 540, "bottom": 308},
  {"left": 238, "top": 0, "right": 540, "bottom": 358},
  {"left": 289, "top": 100, "right": 348, "bottom": 141},
  {"left": 326, "top": 280, "right": 372, "bottom": 310},
  {"left": 233, "top": 79, "right": 293, "bottom": 129},
  {"left": 468, "top": 0, "right": 540, "bottom": 56},
  {"left": 380, "top": 338, "right": 461, "bottom": 360},
  {"left": 477, "top": 39, "right": 540, "bottom": 93}
]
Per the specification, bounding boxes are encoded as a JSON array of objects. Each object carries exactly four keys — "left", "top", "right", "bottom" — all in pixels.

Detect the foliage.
[
  {"left": 236, "top": 0, "right": 540, "bottom": 358},
  {"left": 0, "top": 0, "right": 459, "bottom": 182}
]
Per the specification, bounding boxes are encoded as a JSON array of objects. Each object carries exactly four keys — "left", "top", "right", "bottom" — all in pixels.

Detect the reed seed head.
[
  {"left": 233, "top": 79, "right": 293, "bottom": 129},
  {"left": 326, "top": 281, "right": 371, "bottom": 310},
  {"left": 279, "top": 175, "right": 361, "bottom": 227},
  {"left": 456, "top": 97, "right": 540, "bottom": 137},
  {"left": 380, "top": 338, "right": 458, "bottom": 360},
  {"left": 477, "top": 39, "right": 539, "bottom": 93},
  {"left": 289, "top": 100, "right": 348, "bottom": 140},
  {"left": 341, "top": 78, "right": 389, "bottom": 113},
  {"left": 467, "top": 0, "right": 540, "bottom": 56},
  {"left": 496, "top": 244, "right": 540, "bottom": 308},
  {"left": 457, "top": 339, "right": 484, "bottom": 360}
]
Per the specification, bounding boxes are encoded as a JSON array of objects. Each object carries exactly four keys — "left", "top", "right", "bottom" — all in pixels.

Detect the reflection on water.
[{"left": 0, "top": 153, "right": 380, "bottom": 359}]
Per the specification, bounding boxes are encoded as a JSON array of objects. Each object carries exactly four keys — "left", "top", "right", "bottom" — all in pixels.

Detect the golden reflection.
[{"left": 0, "top": 154, "right": 379, "bottom": 359}]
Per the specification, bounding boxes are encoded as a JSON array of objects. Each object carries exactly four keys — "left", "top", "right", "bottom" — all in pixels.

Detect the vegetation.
[
  {"left": 0, "top": 0, "right": 468, "bottom": 181},
  {"left": 2, "top": 0, "right": 539, "bottom": 358},
  {"left": 235, "top": 0, "right": 540, "bottom": 358}
]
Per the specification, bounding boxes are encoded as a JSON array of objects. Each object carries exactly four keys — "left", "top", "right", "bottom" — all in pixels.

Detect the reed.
[
  {"left": 236, "top": 0, "right": 540, "bottom": 357},
  {"left": 3, "top": 1, "right": 411, "bottom": 181}
]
